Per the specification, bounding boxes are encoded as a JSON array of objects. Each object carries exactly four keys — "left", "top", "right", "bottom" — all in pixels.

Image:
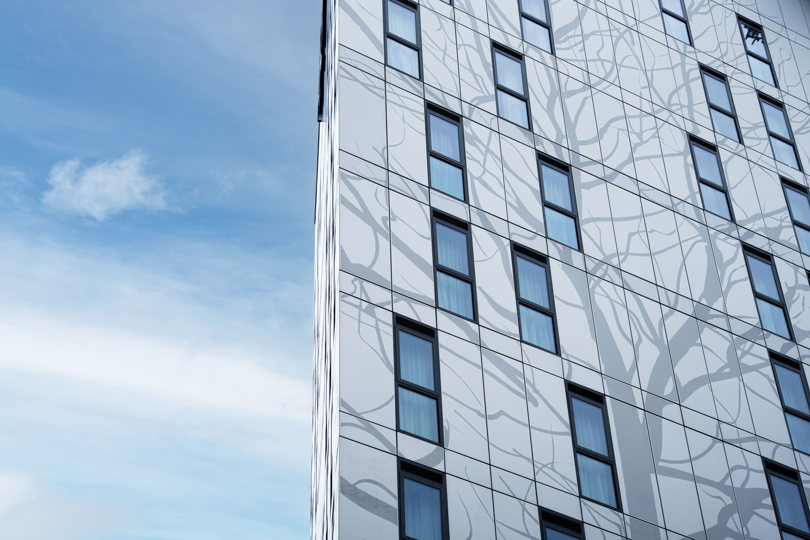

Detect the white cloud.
[{"left": 43, "top": 150, "right": 167, "bottom": 220}]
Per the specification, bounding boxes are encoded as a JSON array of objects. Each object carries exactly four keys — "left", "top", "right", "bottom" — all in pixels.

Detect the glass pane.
[
  {"left": 771, "top": 137, "right": 801, "bottom": 170},
  {"left": 757, "top": 298, "right": 791, "bottom": 339},
  {"left": 795, "top": 226, "right": 810, "bottom": 255},
  {"left": 703, "top": 72, "right": 732, "bottom": 110},
  {"left": 711, "top": 109, "right": 740, "bottom": 142},
  {"left": 785, "top": 187, "right": 810, "bottom": 226},
  {"left": 747, "top": 254, "right": 780, "bottom": 299},
  {"left": 774, "top": 363, "right": 810, "bottom": 414},
  {"left": 572, "top": 397, "right": 609, "bottom": 455},
  {"left": 430, "top": 158, "right": 465, "bottom": 200},
  {"left": 519, "top": 305, "right": 555, "bottom": 352},
  {"left": 429, "top": 114, "right": 460, "bottom": 160},
  {"left": 388, "top": 0, "right": 417, "bottom": 43},
  {"left": 522, "top": 17, "right": 552, "bottom": 53},
  {"left": 783, "top": 532, "right": 806, "bottom": 540},
  {"left": 398, "top": 387, "right": 439, "bottom": 442},
  {"left": 700, "top": 183, "right": 732, "bottom": 220},
  {"left": 435, "top": 223, "right": 469, "bottom": 274},
  {"left": 576, "top": 454, "right": 617, "bottom": 508},
  {"left": 787, "top": 413, "right": 810, "bottom": 454},
  {"left": 761, "top": 101, "right": 791, "bottom": 139},
  {"left": 541, "top": 164, "right": 573, "bottom": 211},
  {"left": 740, "top": 21, "right": 768, "bottom": 57},
  {"left": 403, "top": 477, "right": 443, "bottom": 540},
  {"left": 398, "top": 330, "right": 435, "bottom": 390},
  {"left": 521, "top": 0, "right": 548, "bottom": 22},
  {"left": 663, "top": 14, "right": 690, "bottom": 44},
  {"left": 770, "top": 474, "right": 810, "bottom": 533},
  {"left": 516, "top": 255, "right": 549, "bottom": 307},
  {"left": 692, "top": 144, "right": 723, "bottom": 186},
  {"left": 545, "top": 207, "right": 579, "bottom": 250},
  {"left": 546, "top": 529, "right": 580, "bottom": 540},
  {"left": 437, "top": 272, "right": 474, "bottom": 319},
  {"left": 748, "top": 55, "right": 776, "bottom": 86},
  {"left": 494, "top": 51, "right": 525, "bottom": 94},
  {"left": 661, "top": 0, "right": 685, "bottom": 17},
  {"left": 497, "top": 90, "right": 529, "bottom": 128},
  {"left": 387, "top": 38, "right": 420, "bottom": 78}
]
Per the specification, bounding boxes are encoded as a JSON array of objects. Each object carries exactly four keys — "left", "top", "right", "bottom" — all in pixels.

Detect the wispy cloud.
[{"left": 43, "top": 151, "right": 167, "bottom": 220}]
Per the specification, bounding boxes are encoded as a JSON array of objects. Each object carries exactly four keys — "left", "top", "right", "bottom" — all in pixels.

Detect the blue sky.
[{"left": 0, "top": 1, "right": 318, "bottom": 538}]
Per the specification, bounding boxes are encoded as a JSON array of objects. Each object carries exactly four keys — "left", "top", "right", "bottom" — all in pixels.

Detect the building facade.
[{"left": 313, "top": 0, "right": 810, "bottom": 538}]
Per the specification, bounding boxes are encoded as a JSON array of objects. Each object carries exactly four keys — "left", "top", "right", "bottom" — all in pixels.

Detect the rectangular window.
[
  {"left": 689, "top": 138, "right": 733, "bottom": 221},
  {"left": 519, "top": 0, "right": 553, "bottom": 53},
  {"left": 700, "top": 66, "right": 741, "bottom": 142},
  {"left": 771, "top": 353, "right": 810, "bottom": 456},
  {"left": 783, "top": 180, "right": 810, "bottom": 255},
  {"left": 568, "top": 385, "right": 620, "bottom": 510},
  {"left": 399, "top": 461, "right": 448, "bottom": 540},
  {"left": 739, "top": 17, "right": 778, "bottom": 87},
  {"left": 760, "top": 95, "right": 802, "bottom": 171},
  {"left": 537, "top": 156, "right": 580, "bottom": 250},
  {"left": 395, "top": 318, "right": 442, "bottom": 444},
  {"left": 660, "top": 0, "right": 691, "bottom": 44},
  {"left": 432, "top": 213, "right": 476, "bottom": 321},
  {"left": 743, "top": 246, "right": 793, "bottom": 340},
  {"left": 426, "top": 105, "right": 466, "bottom": 201},
  {"left": 540, "top": 509, "right": 583, "bottom": 540},
  {"left": 492, "top": 44, "right": 531, "bottom": 129},
  {"left": 385, "top": 0, "right": 421, "bottom": 79},
  {"left": 512, "top": 245, "right": 558, "bottom": 353},
  {"left": 764, "top": 460, "right": 810, "bottom": 540}
]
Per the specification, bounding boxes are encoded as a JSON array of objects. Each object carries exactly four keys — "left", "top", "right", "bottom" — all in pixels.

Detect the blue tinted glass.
[
  {"left": 497, "top": 90, "right": 529, "bottom": 128},
  {"left": 429, "top": 114, "right": 460, "bottom": 160},
  {"left": 692, "top": 144, "right": 723, "bottom": 186},
  {"left": 771, "top": 137, "right": 800, "bottom": 170},
  {"left": 522, "top": 17, "right": 552, "bottom": 53},
  {"left": 783, "top": 532, "right": 806, "bottom": 540},
  {"left": 519, "top": 305, "right": 555, "bottom": 352},
  {"left": 749, "top": 56, "right": 775, "bottom": 86},
  {"left": 703, "top": 72, "right": 732, "bottom": 110},
  {"left": 663, "top": 14, "right": 690, "bottom": 43},
  {"left": 546, "top": 529, "right": 579, "bottom": 540},
  {"left": 436, "top": 272, "right": 474, "bottom": 319},
  {"left": 711, "top": 109, "right": 740, "bottom": 142},
  {"left": 747, "top": 255, "right": 780, "bottom": 299},
  {"left": 399, "top": 330, "right": 435, "bottom": 390},
  {"left": 661, "top": 0, "right": 685, "bottom": 17},
  {"left": 388, "top": 0, "right": 417, "bottom": 43},
  {"left": 494, "top": 51, "right": 525, "bottom": 94},
  {"left": 430, "top": 158, "right": 464, "bottom": 200},
  {"left": 541, "top": 165, "right": 573, "bottom": 211},
  {"left": 795, "top": 226, "right": 810, "bottom": 255},
  {"left": 740, "top": 21, "right": 768, "bottom": 57},
  {"left": 545, "top": 208, "right": 579, "bottom": 250},
  {"left": 774, "top": 363, "right": 810, "bottom": 414},
  {"left": 757, "top": 298, "right": 791, "bottom": 338},
  {"left": 403, "top": 477, "right": 443, "bottom": 540},
  {"left": 516, "top": 255, "right": 549, "bottom": 307},
  {"left": 762, "top": 101, "right": 791, "bottom": 139},
  {"left": 787, "top": 414, "right": 810, "bottom": 454},
  {"left": 521, "top": 0, "right": 548, "bottom": 22},
  {"left": 785, "top": 187, "right": 810, "bottom": 226},
  {"left": 770, "top": 474, "right": 810, "bottom": 533},
  {"left": 387, "top": 38, "right": 420, "bottom": 78},
  {"left": 435, "top": 223, "right": 469, "bottom": 274},
  {"left": 398, "top": 387, "right": 439, "bottom": 442},
  {"left": 576, "top": 454, "right": 617, "bottom": 508},
  {"left": 572, "top": 397, "right": 608, "bottom": 455},
  {"left": 699, "top": 183, "right": 732, "bottom": 220}
]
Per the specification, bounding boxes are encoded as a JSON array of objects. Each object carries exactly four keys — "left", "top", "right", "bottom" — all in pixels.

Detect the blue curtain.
[
  {"left": 692, "top": 144, "right": 722, "bottom": 186},
  {"left": 436, "top": 224, "right": 469, "bottom": 274},
  {"left": 429, "top": 158, "right": 464, "bottom": 200},
  {"left": 399, "top": 330, "right": 435, "bottom": 390},
  {"left": 521, "top": 18, "right": 551, "bottom": 53},
  {"left": 787, "top": 414, "right": 810, "bottom": 454},
  {"left": 519, "top": 306, "right": 554, "bottom": 352},
  {"left": 541, "top": 165, "right": 572, "bottom": 211},
  {"left": 546, "top": 529, "right": 579, "bottom": 540},
  {"left": 386, "top": 38, "right": 419, "bottom": 78},
  {"left": 403, "top": 478, "right": 442, "bottom": 540},
  {"left": 429, "top": 114, "right": 459, "bottom": 160},
  {"left": 387, "top": 0, "right": 416, "bottom": 42},
  {"left": 771, "top": 475, "right": 810, "bottom": 533},
  {"left": 496, "top": 91, "right": 529, "bottom": 128},
  {"left": 398, "top": 388, "right": 439, "bottom": 442},
  {"left": 494, "top": 52, "right": 523, "bottom": 93},
  {"left": 786, "top": 188, "right": 810, "bottom": 226},
  {"left": 516, "top": 256, "right": 549, "bottom": 307},
  {"left": 545, "top": 208, "right": 578, "bottom": 250},
  {"left": 761, "top": 101, "right": 790, "bottom": 138},
  {"left": 521, "top": 0, "right": 548, "bottom": 22},
  {"left": 572, "top": 398, "right": 608, "bottom": 455},
  {"left": 757, "top": 298, "right": 790, "bottom": 338},
  {"left": 699, "top": 184, "right": 731, "bottom": 220},
  {"left": 774, "top": 364, "right": 810, "bottom": 414},
  {"left": 747, "top": 256, "right": 779, "bottom": 298},
  {"left": 576, "top": 454, "right": 617, "bottom": 508},
  {"left": 437, "top": 272, "right": 474, "bottom": 319}
]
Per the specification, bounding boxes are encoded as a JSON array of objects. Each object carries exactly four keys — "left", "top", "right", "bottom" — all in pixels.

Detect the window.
[
  {"left": 426, "top": 105, "right": 466, "bottom": 201},
  {"left": 689, "top": 138, "right": 733, "bottom": 221},
  {"left": 783, "top": 180, "right": 810, "bottom": 255},
  {"left": 659, "top": 0, "right": 691, "bottom": 44},
  {"left": 399, "top": 461, "right": 448, "bottom": 540},
  {"left": 738, "top": 17, "right": 777, "bottom": 87},
  {"left": 759, "top": 96, "right": 802, "bottom": 171},
  {"left": 540, "top": 509, "right": 583, "bottom": 540},
  {"left": 764, "top": 461, "right": 810, "bottom": 540},
  {"left": 432, "top": 213, "right": 476, "bottom": 321},
  {"left": 771, "top": 353, "right": 810, "bottom": 455},
  {"left": 743, "top": 246, "right": 792, "bottom": 340},
  {"left": 700, "top": 67, "right": 741, "bottom": 142},
  {"left": 519, "top": 0, "right": 553, "bottom": 53},
  {"left": 568, "top": 385, "right": 620, "bottom": 509},
  {"left": 512, "top": 245, "right": 558, "bottom": 353},
  {"left": 385, "top": 0, "right": 421, "bottom": 79},
  {"left": 394, "top": 318, "right": 442, "bottom": 444},
  {"left": 492, "top": 44, "right": 531, "bottom": 129},
  {"left": 537, "top": 156, "right": 580, "bottom": 250}
]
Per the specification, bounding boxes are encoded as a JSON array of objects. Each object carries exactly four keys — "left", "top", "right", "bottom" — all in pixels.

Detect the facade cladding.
[{"left": 313, "top": 0, "right": 810, "bottom": 538}]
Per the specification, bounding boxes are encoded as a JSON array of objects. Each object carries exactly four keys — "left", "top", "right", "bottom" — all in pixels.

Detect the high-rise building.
[{"left": 313, "top": 0, "right": 810, "bottom": 538}]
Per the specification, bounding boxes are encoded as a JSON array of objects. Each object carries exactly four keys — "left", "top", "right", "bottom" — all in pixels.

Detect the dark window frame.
[
  {"left": 770, "top": 352, "right": 810, "bottom": 456},
  {"left": 782, "top": 178, "right": 810, "bottom": 255},
  {"left": 518, "top": 0, "right": 554, "bottom": 54},
  {"left": 491, "top": 42, "right": 532, "bottom": 131},
  {"left": 431, "top": 211, "right": 478, "bottom": 322},
  {"left": 659, "top": 0, "right": 693, "bottom": 45},
  {"left": 537, "top": 154, "right": 582, "bottom": 251},
  {"left": 384, "top": 0, "right": 423, "bottom": 80},
  {"left": 759, "top": 94, "right": 803, "bottom": 171},
  {"left": 738, "top": 16, "right": 778, "bottom": 88},
  {"left": 398, "top": 459, "right": 450, "bottom": 540},
  {"left": 763, "top": 459, "right": 810, "bottom": 540},
  {"left": 566, "top": 383, "right": 622, "bottom": 511},
  {"left": 688, "top": 137, "right": 734, "bottom": 222},
  {"left": 540, "top": 508, "right": 584, "bottom": 540},
  {"left": 742, "top": 244, "right": 794, "bottom": 341},
  {"left": 699, "top": 65, "right": 742, "bottom": 143},
  {"left": 394, "top": 316, "right": 444, "bottom": 445},
  {"left": 425, "top": 103, "right": 467, "bottom": 202},
  {"left": 511, "top": 243, "right": 560, "bottom": 354}
]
